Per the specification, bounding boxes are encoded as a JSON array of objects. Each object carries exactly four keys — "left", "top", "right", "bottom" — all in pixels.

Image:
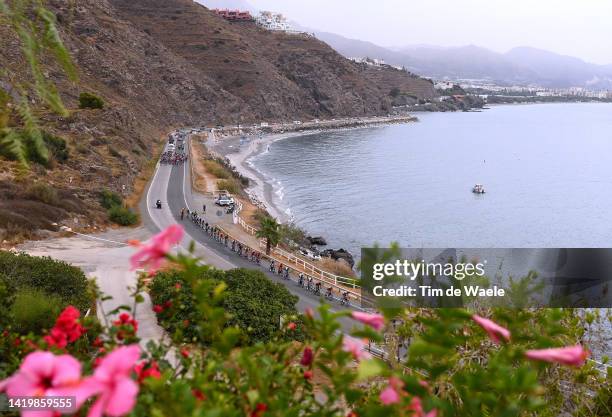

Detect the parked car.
[
  {"left": 167, "top": 143, "right": 175, "bottom": 151},
  {"left": 215, "top": 194, "right": 235, "bottom": 206}
]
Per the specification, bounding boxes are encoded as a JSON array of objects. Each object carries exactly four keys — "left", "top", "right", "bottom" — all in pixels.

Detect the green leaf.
[{"left": 356, "top": 358, "right": 384, "bottom": 380}]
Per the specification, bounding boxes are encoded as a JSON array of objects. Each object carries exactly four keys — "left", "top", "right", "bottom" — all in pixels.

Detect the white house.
[{"left": 256, "top": 11, "right": 290, "bottom": 31}]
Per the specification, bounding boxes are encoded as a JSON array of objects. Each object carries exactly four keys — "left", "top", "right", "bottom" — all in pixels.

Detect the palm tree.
[{"left": 256, "top": 216, "right": 280, "bottom": 255}]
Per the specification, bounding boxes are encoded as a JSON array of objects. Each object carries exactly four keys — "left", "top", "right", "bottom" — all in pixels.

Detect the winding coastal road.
[{"left": 139, "top": 135, "right": 359, "bottom": 330}]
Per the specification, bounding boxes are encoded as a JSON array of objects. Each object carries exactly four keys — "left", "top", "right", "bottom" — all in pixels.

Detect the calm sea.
[{"left": 252, "top": 103, "right": 612, "bottom": 255}]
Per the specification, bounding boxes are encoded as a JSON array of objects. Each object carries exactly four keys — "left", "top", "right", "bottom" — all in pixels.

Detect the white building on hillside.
[
  {"left": 349, "top": 57, "right": 385, "bottom": 67},
  {"left": 256, "top": 11, "right": 290, "bottom": 31}
]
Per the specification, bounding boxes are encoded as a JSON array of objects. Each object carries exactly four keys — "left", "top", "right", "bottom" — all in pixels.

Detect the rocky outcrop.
[
  {"left": 321, "top": 248, "right": 355, "bottom": 268},
  {"left": 307, "top": 236, "right": 328, "bottom": 246}
]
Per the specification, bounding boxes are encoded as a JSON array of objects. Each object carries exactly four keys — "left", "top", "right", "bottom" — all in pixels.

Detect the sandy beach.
[
  {"left": 207, "top": 115, "right": 417, "bottom": 223},
  {"left": 209, "top": 131, "right": 308, "bottom": 222}
]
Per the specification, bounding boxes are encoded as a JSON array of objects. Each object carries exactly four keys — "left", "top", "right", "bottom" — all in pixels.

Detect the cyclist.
[
  {"left": 269, "top": 260, "right": 275, "bottom": 273},
  {"left": 325, "top": 286, "right": 333, "bottom": 300},
  {"left": 283, "top": 266, "right": 290, "bottom": 279},
  {"left": 298, "top": 273, "right": 304, "bottom": 287},
  {"left": 314, "top": 281, "right": 321, "bottom": 295},
  {"left": 341, "top": 291, "right": 350, "bottom": 305}
]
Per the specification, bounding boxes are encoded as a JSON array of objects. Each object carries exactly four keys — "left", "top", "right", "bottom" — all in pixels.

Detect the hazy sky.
[{"left": 242, "top": 0, "right": 612, "bottom": 64}]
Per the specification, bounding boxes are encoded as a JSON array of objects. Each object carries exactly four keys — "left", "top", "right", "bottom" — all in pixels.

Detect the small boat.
[{"left": 472, "top": 184, "right": 486, "bottom": 194}]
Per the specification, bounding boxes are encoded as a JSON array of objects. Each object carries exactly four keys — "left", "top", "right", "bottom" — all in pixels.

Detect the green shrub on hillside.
[
  {"left": 11, "top": 288, "right": 63, "bottom": 334},
  {"left": 78, "top": 92, "right": 104, "bottom": 109},
  {"left": 0, "top": 251, "right": 93, "bottom": 322},
  {"left": 26, "top": 183, "right": 60, "bottom": 206},
  {"left": 43, "top": 131, "right": 69, "bottom": 163},
  {"left": 99, "top": 189, "right": 123, "bottom": 209},
  {"left": 99, "top": 189, "right": 139, "bottom": 226},
  {"left": 108, "top": 205, "right": 139, "bottom": 226}
]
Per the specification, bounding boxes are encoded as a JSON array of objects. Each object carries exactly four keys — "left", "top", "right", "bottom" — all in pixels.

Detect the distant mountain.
[
  {"left": 315, "top": 32, "right": 612, "bottom": 89},
  {"left": 397, "top": 45, "right": 535, "bottom": 83},
  {"left": 504, "top": 47, "right": 612, "bottom": 88}
]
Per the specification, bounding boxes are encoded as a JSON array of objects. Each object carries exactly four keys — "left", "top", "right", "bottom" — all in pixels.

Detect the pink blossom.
[
  {"left": 408, "top": 396, "right": 437, "bottom": 417},
  {"left": 472, "top": 314, "right": 511, "bottom": 344},
  {"left": 379, "top": 377, "right": 403, "bottom": 405},
  {"left": 525, "top": 345, "right": 589, "bottom": 367},
  {"left": 379, "top": 385, "right": 401, "bottom": 405},
  {"left": 81, "top": 345, "right": 141, "bottom": 417},
  {"left": 0, "top": 351, "right": 92, "bottom": 416},
  {"left": 342, "top": 336, "right": 372, "bottom": 361},
  {"left": 129, "top": 224, "right": 183, "bottom": 274},
  {"left": 351, "top": 311, "right": 385, "bottom": 331}
]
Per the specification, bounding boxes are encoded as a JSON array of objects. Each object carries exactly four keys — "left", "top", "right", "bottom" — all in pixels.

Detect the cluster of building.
[
  {"left": 349, "top": 57, "right": 405, "bottom": 72},
  {"left": 445, "top": 79, "right": 612, "bottom": 99},
  {"left": 211, "top": 9, "right": 254, "bottom": 22},
  {"left": 211, "top": 8, "right": 313, "bottom": 37},
  {"left": 255, "top": 11, "right": 290, "bottom": 31},
  {"left": 349, "top": 57, "right": 386, "bottom": 67},
  {"left": 534, "top": 87, "right": 612, "bottom": 99}
]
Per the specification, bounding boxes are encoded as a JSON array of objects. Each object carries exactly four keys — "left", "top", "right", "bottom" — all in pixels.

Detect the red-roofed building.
[{"left": 212, "top": 9, "right": 254, "bottom": 22}]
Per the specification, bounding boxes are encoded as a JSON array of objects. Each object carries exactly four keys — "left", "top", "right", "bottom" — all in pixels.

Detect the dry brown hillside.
[
  {"left": 0, "top": 0, "right": 435, "bottom": 242},
  {"left": 109, "top": 0, "right": 402, "bottom": 119}
]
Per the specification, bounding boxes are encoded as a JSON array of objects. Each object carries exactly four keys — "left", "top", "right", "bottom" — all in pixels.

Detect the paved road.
[{"left": 139, "top": 138, "right": 358, "bottom": 330}]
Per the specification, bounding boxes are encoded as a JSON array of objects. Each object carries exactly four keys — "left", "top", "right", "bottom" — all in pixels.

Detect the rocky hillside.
[
  {"left": 0, "top": 0, "right": 434, "bottom": 243},
  {"left": 108, "top": 0, "right": 427, "bottom": 119}
]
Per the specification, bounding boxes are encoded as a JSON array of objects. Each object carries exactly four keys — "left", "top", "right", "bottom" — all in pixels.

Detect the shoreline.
[{"left": 208, "top": 115, "right": 418, "bottom": 224}]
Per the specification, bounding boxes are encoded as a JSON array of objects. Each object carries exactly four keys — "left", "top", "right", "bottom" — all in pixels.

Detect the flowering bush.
[{"left": 0, "top": 225, "right": 610, "bottom": 417}]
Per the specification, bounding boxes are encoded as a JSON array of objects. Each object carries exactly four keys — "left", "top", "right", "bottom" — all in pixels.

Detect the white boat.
[{"left": 472, "top": 184, "right": 486, "bottom": 194}]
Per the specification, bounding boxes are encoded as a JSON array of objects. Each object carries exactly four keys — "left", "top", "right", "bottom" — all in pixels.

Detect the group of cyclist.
[
  {"left": 184, "top": 206, "right": 352, "bottom": 307},
  {"left": 268, "top": 260, "right": 351, "bottom": 305},
  {"left": 186, "top": 210, "right": 263, "bottom": 264},
  {"left": 160, "top": 151, "right": 187, "bottom": 165}
]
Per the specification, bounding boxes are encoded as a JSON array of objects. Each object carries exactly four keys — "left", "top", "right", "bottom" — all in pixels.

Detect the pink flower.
[
  {"left": 352, "top": 312, "right": 385, "bottom": 331},
  {"left": 380, "top": 385, "right": 400, "bottom": 405},
  {"left": 44, "top": 306, "right": 85, "bottom": 348},
  {"left": 81, "top": 345, "right": 141, "bottom": 417},
  {"left": 0, "top": 351, "right": 92, "bottom": 416},
  {"left": 130, "top": 224, "right": 183, "bottom": 274},
  {"left": 379, "top": 377, "right": 403, "bottom": 405},
  {"left": 472, "top": 314, "right": 511, "bottom": 344},
  {"left": 342, "top": 336, "right": 372, "bottom": 361},
  {"left": 525, "top": 345, "right": 589, "bottom": 367},
  {"left": 408, "top": 396, "right": 438, "bottom": 417}
]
